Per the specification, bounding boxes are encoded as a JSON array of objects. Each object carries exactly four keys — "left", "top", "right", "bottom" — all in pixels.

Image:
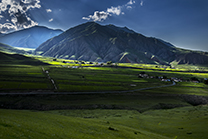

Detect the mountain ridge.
[{"left": 35, "top": 22, "right": 208, "bottom": 65}]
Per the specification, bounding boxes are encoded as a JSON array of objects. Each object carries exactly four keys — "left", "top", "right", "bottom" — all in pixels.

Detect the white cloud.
[
  {"left": 0, "top": 0, "right": 41, "bottom": 33},
  {"left": 82, "top": 17, "right": 90, "bottom": 21},
  {"left": 127, "top": 6, "right": 132, "bottom": 9},
  {"left": 0, "top": 23, "right": 17, "bottom": 33},
  {"left": 82, "top": 0, "right": 136, "bottom": 22},
  {"left": 140, "top": 0, "right": 143, "bottom": 6},
  {"left": 49, "top": 18, "right": 53, "bottom": 22},
  {"left": 46, "top": 9, "right": 52, "bottom": 13},
  {"left": 107, "top": 6, "right": 121, "bottom": 16},
  {"left": 127, "top": 0, "right": 136, "bottom": 5},
  {"left": 88, "top": 11, "right": 110, "bottom": 22}
]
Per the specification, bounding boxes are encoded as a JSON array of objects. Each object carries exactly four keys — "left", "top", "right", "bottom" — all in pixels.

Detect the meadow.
[
  {"left": 1, "top": 56, "right": 207, "bottom": 93},
  {"left": 0, "top": 55, "right": 208, "bottom": 139},
  {"left": 0, "top": 65, "right": 51, "bottom": 91}
]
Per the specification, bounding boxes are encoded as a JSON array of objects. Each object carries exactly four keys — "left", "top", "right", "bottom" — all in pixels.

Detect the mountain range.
[
  {"left": 35, "top": 22, "right": 208, "bottom": 65},
  {"left": 0, "top": 26, "right": 63, "bottom": 49}
]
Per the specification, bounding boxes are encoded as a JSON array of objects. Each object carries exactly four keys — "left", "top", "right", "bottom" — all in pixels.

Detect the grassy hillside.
[
  {"left": 0, "top": 51, "right": 49, "bottom": 65},
  {"left": 0, "top": 109, "right": 168, "bottom": 139},
  {"left": 0, "top": 43, "right": 26, "bottom": 54},
  {"left": 0, "top": 105, "right": 208, "bottom": 139}
]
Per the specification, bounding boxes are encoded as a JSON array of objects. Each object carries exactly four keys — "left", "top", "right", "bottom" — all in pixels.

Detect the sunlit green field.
[{"left": 1, "top": 60, "right": 207, "bottom": 92}]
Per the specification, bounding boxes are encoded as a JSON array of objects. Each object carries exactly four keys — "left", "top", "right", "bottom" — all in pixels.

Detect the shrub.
[
  {"left": 191, "top": 77, "right": 199, "bottom": 81},
  {"left": 204, "top": 79, "right": 208, "bottom": 85}
]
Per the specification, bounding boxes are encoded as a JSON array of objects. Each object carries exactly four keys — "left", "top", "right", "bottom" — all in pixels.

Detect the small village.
[{"left": 138, "top": 72, "right": 207, "bottom": 84}]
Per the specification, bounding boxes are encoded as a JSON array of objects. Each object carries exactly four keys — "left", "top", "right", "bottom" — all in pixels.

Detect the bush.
[
  {"left": 163, "top": 75, "right": 167, "bottom": 79},
  {"left": 204, "top": 79, "right": 208, "bottom": 85},
  {"left": 140, "top": 71, "right": 145, "bottom": 74},
  {"left": 191, "top": 77, "right": 199, "bottom": 81}
]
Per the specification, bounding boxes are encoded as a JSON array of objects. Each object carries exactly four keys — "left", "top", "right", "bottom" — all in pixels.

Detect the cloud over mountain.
[
  {"left": 82, "top": 0, "right": 136, "bottom": 22},
  {"left": 0, "top": 0, "right": 41, "bottom": 33}
]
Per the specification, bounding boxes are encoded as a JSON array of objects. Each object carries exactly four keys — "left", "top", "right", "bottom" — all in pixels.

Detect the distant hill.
[
  {"left": 35, "top": 22, "right": 208, "bottom": 65},
  {"left": 0, "top": 26, "right": 63, "bottom": 49},
  {"left": 0, "top": 51, "right": 48, "bottom": 65},
  {"left": 0, "top": 43, "right": 26, "bottom": 54}
]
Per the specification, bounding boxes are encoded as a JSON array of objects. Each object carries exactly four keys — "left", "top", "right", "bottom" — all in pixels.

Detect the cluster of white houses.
[{"left": 138, "top": 73, "right": 200, "bottom": 83}]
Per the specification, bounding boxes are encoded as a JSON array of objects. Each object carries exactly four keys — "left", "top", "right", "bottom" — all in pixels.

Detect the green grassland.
[
  {"left": 48, "top": 66, "right": 169, "bottom": 92},
  {"left": 0, "top": 65, "right": 51, "bottom": 91},
  {"left": 0, "top": 105, "right": 208, "bottom": 139},
  {"left": 0, "top": 64, "right": 170, "bottom": 92},
  {"left": 0, "top": 53, "right": 208, "bottom": 138}
]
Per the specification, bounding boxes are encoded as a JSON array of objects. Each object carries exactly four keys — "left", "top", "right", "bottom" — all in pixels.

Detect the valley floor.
[{"left": 0, "top": 56, "right": 208, "bottom": 139}]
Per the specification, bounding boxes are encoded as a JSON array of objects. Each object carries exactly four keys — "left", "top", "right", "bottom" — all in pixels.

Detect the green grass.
[
  {"left": 0, "top": 65, "right": 51, "bottom": 91},
  {"left": 0, "top": 109, "right": 169, "bottom": 139},
  {"left": 0, "top": 62, "right": 207, "bottom": 92},
  {"left": 143, "top": 84, "right": 208, "bottom": 96},
  {"left": 0, "top": 81, "right": 20, "bottom": 89},
  {"left": 1, "top": 105, "right": 208, "bottom": 139},
  {"left": 46, "top": 66, "right": 170, "bottom": 92},
  {"left": 18, "top": 82, "right": 48, "bottom": 89},
  {"left": 58, "top": 84, "right": 127, "bottom": 92}
]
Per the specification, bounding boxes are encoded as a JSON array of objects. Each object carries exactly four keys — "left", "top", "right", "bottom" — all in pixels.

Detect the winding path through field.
[{"left": 0, "top": 81, "right": 176, "bottom": 95}]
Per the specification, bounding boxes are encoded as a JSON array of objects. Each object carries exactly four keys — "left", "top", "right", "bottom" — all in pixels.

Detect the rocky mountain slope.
[
  {"left": 35, "top": 22, "right": 208, "bottom": 65},
  {"left": 0, "top": 26, "right": 63, "bottom": 49}
]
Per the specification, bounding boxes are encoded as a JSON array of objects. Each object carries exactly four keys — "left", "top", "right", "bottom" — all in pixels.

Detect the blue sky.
[{"left": 0, "top": 0, "right": 208, "bottom": 52}]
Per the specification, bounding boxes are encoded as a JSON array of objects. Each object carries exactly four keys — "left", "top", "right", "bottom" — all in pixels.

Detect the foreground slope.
[
  {"left": 0, "top": 109, "right": 172, "bottom": 139},
  {"left": 36, "top": 22, "right": 208, "bottom": 65},
  {"left": 0, "top": 26, "right": 63, "bottom": 49}
]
